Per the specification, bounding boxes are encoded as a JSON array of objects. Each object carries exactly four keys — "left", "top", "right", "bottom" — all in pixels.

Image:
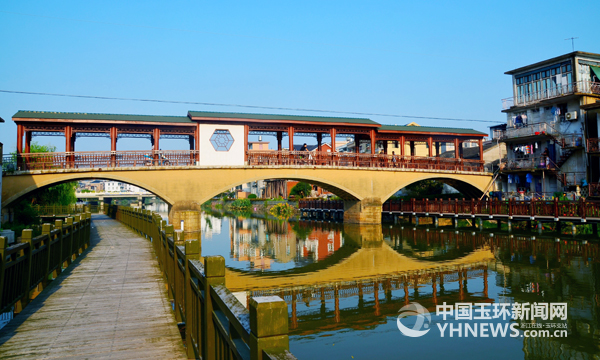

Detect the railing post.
[
  {"left": 554, "top": 197, "right": 559, "bottom": 219},
  {"left": 184, "top": 234, "right": 200, "bottom": 360},
  {"left": 581, "top": 197, "right": 587, "bottom": 221},
  {"left": 53, "top": 220, "right": 63, "bottom": 276},
  {"left": 73, "top": 215, "right": 81, "bottom": 256},
  {"left": 508, "top": 198, "right": 513, "bottom": 218},
  {"left": 164, "top": 225, "right": 174, "bottom": 275},
  {"left": 173, "top": 230, "right": 184, "bottom": 323},
  {"left": 0, "top": 237, "right": 6, "bottom": 310},
  {"left": 249, "top": 296, "right": 290, "bottom": 360},
  {"left": 20, "top": 229, "right": 34, "bottom": 310},
  {"left": 65, "top": 217, "right": 74, "bottom": 265},
  {"left": 42, "top": 223, "right": 53, "bottom": 279},
  {"left": 202, "top": 256, "right": 225, "bottom": 360}
]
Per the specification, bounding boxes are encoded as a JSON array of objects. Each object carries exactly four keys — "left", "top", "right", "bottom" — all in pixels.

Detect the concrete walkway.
[{"left": 0, "top": 215, "right": 187, "bottom": 359}]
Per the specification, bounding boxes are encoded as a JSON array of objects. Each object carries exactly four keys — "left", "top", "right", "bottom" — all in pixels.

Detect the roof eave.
[
  {"left": 505, "top": 51, "right": 600, "bottom": 75},
  {"left": 12, "top": 117, "right": 195, "bottom": 126}
]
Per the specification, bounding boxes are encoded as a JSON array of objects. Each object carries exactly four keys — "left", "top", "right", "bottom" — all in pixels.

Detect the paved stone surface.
[{"left": 0, "top": 215, "right": 186, "bottom": 359}]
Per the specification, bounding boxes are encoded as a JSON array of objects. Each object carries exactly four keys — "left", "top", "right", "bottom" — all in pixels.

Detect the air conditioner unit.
[{"left": 565, "top": 111, "right": 578, "bottom": 121}]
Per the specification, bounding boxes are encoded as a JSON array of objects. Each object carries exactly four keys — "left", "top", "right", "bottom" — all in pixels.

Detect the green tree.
[
  {"left": 27, "top": 141, "right": 77, "bottom": 205},
  {"left": 290, "top": 182, "right": 312, "bottom": 198},
  {"left": 404, "top": 180, "right": 444, "bottom": 198}
]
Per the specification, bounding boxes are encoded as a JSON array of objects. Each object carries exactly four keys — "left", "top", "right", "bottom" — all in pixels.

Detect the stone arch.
[
  {"left": 2, "top": 173, "right": 175, "bottom": 209},
  {"left": 194, "top": 173, "right": 363, "bottom": 206},
  {"left": 381, "top": 175, "right": 487, "bottom": 203}
]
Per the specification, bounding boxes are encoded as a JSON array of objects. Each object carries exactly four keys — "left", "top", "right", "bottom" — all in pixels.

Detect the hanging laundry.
[
  {"left": 508, "top": 174, "right": 513, "bottom": 183},
  {"left": 526, "top": 173, "right": 533, "bottom": 183},
  {"left": 535, "top": 142, "right": 539, "bottom": 149}
]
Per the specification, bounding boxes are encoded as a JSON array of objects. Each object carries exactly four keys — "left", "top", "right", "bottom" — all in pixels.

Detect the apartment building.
[{"left": 498, "top": 51, "right": 600, "bottom": 198}]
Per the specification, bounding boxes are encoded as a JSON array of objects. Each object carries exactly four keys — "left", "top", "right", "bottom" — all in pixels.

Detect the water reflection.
[{"left": 200, "top": 211, "right": 600, "bottom": 360}]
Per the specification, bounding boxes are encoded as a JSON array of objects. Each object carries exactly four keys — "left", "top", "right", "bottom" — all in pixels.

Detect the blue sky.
[{"left": 1, "top": 1, "right": 598, "bottom": 151}]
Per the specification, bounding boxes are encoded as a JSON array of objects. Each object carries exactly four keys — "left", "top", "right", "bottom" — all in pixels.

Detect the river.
[{"left": 192, "top": 211, "right": 600, "bottom": 359}]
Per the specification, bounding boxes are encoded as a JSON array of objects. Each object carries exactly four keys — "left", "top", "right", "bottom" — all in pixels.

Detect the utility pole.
[{"left": 565, "top": 37, "right": 578, "bottom": 52}]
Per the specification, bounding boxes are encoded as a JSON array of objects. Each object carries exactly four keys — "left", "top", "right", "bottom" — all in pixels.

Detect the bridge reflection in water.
[{"left": 196, "top": 211, "right": 600, "bottom": 359}]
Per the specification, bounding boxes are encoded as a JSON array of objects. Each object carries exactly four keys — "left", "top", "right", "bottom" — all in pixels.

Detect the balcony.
[
  {"left": 502, "top": 81, "right": 600, "bottom": 110},
  {"left": 501, "top": 122, "right": 558, "bottom": 141},
  {"left": 500, "top": 157, "right": 556, "bottom": 172}
]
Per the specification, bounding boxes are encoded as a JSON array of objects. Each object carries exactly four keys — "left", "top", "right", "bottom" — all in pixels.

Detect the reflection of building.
[
  {"left": 229, "top": 218, "right": 344, "bottom": 269},
  {"left": 297, "top": 228, "right": 343, "bottom": 261},
  {"left": 201, "top": 215, "right": 222, "bottom": 239}
]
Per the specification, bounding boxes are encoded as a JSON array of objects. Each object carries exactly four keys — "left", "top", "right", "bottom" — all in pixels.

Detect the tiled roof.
[{"left": 14, "top": 111, "right": 193, "bottom": 123}]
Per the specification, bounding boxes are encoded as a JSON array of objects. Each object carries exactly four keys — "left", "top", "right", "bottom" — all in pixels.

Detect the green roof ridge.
[
  {"left": 187, "top": 110, "right": 378, "bottom": 125},
  {"left": 14, "top": 110, "right": 192, "bottom": 123}
]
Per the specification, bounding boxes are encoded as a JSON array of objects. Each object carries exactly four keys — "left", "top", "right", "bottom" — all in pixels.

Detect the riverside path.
[{"left": 0, "top": 214, "right": 187, "bottom": 359}]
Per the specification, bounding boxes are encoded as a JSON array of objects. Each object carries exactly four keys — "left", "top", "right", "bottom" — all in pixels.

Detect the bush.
[
  {"left": 248, "top": 194, "right": 258, "bottom": 199},
  {"left": 290, "top": 182, "right": 312, "bottom": 198},
  {"left": 230, "top": 199, "right": 252, "bottom": 210},
  {"left": 269, "top": 203, "right": 295, "bottom": 218}
]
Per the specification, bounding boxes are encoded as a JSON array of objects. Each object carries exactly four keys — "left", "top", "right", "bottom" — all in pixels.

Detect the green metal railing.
[
  {"left": 0, "top": 213, "right": 92, "bottom": 314},
  {"left": 107, "top": 205, "right": 296, "bottom": 360}
]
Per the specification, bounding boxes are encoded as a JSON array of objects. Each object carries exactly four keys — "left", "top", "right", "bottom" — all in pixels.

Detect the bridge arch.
[
  {"left": 381, "top": 175, "right": 487, "bottom": 202},
  {"left": 198, "top": 173, "right": 362, "bottom": 205},
  {"left": 2, "top": 172, "right": 176, "bottom": 208}
]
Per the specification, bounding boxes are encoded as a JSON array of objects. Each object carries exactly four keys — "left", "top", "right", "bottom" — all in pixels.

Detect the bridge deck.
[{"left": 0, "top": 215, "right": 186, "bottom": 359}]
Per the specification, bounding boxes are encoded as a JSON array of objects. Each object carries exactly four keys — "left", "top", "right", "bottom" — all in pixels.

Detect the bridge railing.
[
  {"left": 247, "top": 150, "right": 485, "bottom": 172},
  {"left": 298, "top": 199, "right": 344, "bottom": 210},
  {"left": 109, "top": 205, "right": 296, "bottom": 360},
  {"left": 0, "top": 213, "right": 91, "bottom": 314},
  {"left": 3, "top": 150, "right": 199, "bottom": 171},
  {"left": 4, "top": 149, "right": 485, "bottom": 173},
  {"left": 380, "top": 198, "right": 600, "bottom": 219}
]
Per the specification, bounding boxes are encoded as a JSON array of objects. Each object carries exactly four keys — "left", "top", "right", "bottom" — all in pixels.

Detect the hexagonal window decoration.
[{"left": 210, "top": 129, "right": 235, "bottom": 151}]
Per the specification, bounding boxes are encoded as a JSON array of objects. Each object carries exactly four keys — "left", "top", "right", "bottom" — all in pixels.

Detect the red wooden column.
[
  {"left": 478, "top": 138, "right": 484, "bottom": 170},
  {"left": 65, "top": 125, "right": 73, "bottom": 167},
  {"left": 16, "top": 124, "right": 23, "bottom": 169},
  {"left": 288, "top": 126, "right": 294, "bottom": 151},
  {"left": 370, "top": 129, "right": 376, "bottom": 155},
  {"left": 16, "top": 124, "right": 23, "bottom": 154},
  {"left": 24, "top": 131, "right": 32, "bottom": 153},
  {"left": 355, "top": 135, "right": 360, "bottom": 153},
  {"left": 153, "top": 128, "right": 160, "bottom": 151},
  {"left": 399, "top": 135, "right": 405, "bottom": 157},
  {"left": 110, "top": 127, "right": 117, "bottom": 167},
  {"left": 427, "top": 136, "right": 433, "bottom": 157},
  {"left": 454, "top": 138, "right": 460, "bottom": 159},
  {"left": 330, "top": 128, "right": 336, "bottom": 166},
  {"left": 65, "top": 126, "right": 72, "bottom": 152}
]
